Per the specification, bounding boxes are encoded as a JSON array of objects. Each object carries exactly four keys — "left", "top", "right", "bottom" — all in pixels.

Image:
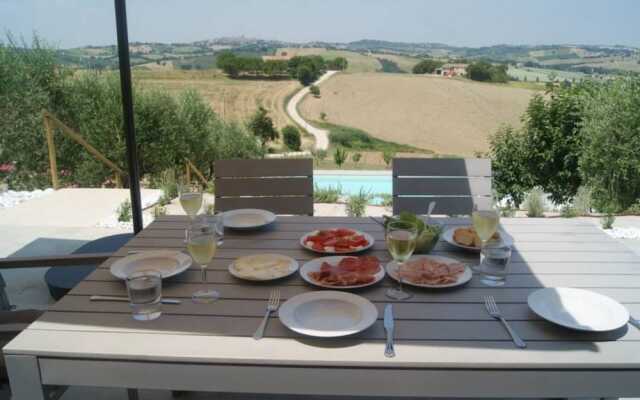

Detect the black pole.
[{"left": 114, "top": 0, "right": 143, "bottom": 233}]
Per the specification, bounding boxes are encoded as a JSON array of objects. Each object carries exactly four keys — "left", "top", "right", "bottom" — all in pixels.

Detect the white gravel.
[
  {"left": 96, "top": 191, "right": 162, "bottom": 229},
  {"left": 603, "top": 227, "right": 640, "bottom": 240},
  {"left": 0, "top": 188, "right": 54, "bottom": 208}
]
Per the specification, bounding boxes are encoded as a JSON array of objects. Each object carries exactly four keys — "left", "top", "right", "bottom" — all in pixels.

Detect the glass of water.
[
  {"left": 478, "top": 244, "right": 512, "bottom": 287},
  {"left": 126, "top": 270, "right": 162, "bottom": 321}
]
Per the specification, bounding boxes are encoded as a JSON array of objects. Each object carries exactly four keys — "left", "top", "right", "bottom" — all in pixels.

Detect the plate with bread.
[{"left": 442, "top": 226, "right": 513, "bottom": 252}]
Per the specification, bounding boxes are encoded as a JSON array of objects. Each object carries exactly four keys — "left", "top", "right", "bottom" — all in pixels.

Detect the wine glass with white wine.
[
  {"left": 471, "top": 202, "right": 500, "bottom": 270},
  {"left": 186, "top": 222, "right": 219, "bottom": 303},
  {"left": 386, "top": 220, "right": 418, "bottom": 300},
  {"left": 179, "top": 182, "right": 203, "bottom": 220}
]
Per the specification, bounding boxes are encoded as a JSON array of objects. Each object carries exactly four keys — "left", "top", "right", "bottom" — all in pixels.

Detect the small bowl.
[{"left": 414, "top": 224, "right": 442, "bottom": 254}]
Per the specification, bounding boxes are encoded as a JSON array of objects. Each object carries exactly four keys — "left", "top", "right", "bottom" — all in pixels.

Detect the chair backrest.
[
  {"left": 392, "top": 158, "right": 492, "bottom": 215},
  {"left": 214, "top": 159, "right": 314, "bottom": 215}
]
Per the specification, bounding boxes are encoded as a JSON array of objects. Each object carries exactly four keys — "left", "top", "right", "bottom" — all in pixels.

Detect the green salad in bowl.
[{"left": 383, "top": 212, "right": 442, "bottom": 254}]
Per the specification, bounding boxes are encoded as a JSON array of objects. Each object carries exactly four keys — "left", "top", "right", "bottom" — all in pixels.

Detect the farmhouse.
[
  {"left": 262, "top": 51, "right": 293, "bottom": 61},
  {"left": 436, "top": 63, "right": 468, "bottom": 77}
]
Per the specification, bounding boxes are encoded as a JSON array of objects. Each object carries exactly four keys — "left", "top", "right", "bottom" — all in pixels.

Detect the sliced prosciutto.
[
  {"left": 308, "top": 256, "right": 381, "bottom": 286},
  {"left": 398, "top": 257, "right": 465, "bottom": 285}
]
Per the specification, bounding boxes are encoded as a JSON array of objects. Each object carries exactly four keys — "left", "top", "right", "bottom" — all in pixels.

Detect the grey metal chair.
[
  {"left": 214, "top": 158, "right": 314, "bottom": 215},
  {"left": 392, "top": 158, "right": 492, "bottom": 215}
]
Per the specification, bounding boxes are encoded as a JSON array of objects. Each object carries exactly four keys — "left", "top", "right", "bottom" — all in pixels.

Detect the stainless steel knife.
[{"left": 384, "top": 304, "right": 396, "bottom": 358}]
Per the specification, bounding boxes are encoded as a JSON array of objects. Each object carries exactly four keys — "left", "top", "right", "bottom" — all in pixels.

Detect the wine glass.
[
  {"left": 386, "top": 220, "right": 418, "bottom": 300},
  {"left": 186, "top": 221, "right": 219, "bottom": 303},
  {"left": 472, "top": 203, "right": 500, "bottom": 270},
  {"left": 179, "top": 182, "right": 203, "bottom": 220}
]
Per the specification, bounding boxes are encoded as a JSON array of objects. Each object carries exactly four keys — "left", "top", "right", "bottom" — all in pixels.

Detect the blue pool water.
[{"left": 314, "top": 173, "right": 392, "bottom": 204}]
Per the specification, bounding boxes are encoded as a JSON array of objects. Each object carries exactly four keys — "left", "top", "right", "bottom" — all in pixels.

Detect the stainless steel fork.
[
  {"left": 253, "top": 289, "right": 280, "bottom": 340},
  {"left": 483, "top": 295, "right": 526, "bottom": 348}
]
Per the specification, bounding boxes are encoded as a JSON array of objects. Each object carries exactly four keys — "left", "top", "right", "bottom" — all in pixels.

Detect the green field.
[{"left": 508, "top": 66, "right": 587, "bottom": 82}]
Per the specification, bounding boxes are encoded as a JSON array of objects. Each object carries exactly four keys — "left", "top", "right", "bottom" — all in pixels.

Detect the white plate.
[
  {"left": 442, "top": 226, "right": 513, "bottom": 252},
  {"left": 300, "top": 256, "right": 385, "bottom": 289},
  {"left": 110, "top": 250, "right": 192, "bottom": 280},
  {"left": 299, "top": 228, "right": 375, "bottom": 254},
  {"left": 386, "top": 255, "right": 472, "bottom": 289},
  {"left": 228, "top": 254, "right": 298, "bottom": 281},
  {"left": 223, "top": 209, "right": 276, "bottom": 229},
  {"left": 279, "top": 291, "right": 378, "bottom": 337},
  {"left": 528, "top": 287, "right": 629, "bottom": 332}
]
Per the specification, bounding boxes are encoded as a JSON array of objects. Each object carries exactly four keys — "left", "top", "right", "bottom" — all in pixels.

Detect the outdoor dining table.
[{"left": 5, "top": 215, "right": 640, "bottom": 399}]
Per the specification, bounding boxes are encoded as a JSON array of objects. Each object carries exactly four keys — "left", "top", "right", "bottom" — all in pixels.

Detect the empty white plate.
[
  {"left": 110, "top": 250, "right": 192, "bottom": 280},
  {"left": 223, "top": 209, "right": 276, "bottom": 229},
  {"left": 278, "top": 291, "right": 378, "bottom": 337},
  {"left": 528, "top": 287, "right": 629, "bottom": 332}
]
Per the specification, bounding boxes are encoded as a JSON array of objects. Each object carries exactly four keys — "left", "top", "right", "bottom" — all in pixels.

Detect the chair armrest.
[{"left": 0, "top": 253, "right": 113, "bottom": 269}]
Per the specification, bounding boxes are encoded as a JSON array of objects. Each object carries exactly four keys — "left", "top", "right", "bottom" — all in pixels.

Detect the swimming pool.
[{"left": 314, "top": 171, "right": 391, "bottom": 204}]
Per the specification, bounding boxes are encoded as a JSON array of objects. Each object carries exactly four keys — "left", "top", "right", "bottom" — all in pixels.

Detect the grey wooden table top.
[{"left": 7, "top": 216, "right": 640, "bottom": 372}]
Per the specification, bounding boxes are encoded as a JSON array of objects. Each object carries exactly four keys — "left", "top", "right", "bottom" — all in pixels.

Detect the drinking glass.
[
  {"left": 213, "top": 211, "right": 225, "bottom": 246},
  {"left": 179, "top": 182, "right": 203, "bottom": 220},
  {"left": 478, "top": 244, "right": 512, "bottom": 286},
  {"left": 126, "top": 270, "right": 162, "bottom": 321},
  {"left": 471, "top": 203, "right": 500, "bottom": 271},
  {"left": 386, "top": 220, "right": 418, "bottom": 300},
  {"left": 186, "top": 222, "right": 219, "bottom": 303}
]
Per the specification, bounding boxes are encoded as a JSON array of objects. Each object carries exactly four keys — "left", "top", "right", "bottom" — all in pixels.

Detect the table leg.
[{"left": 5, "top": 354, "right": 46, "bottom": 400}]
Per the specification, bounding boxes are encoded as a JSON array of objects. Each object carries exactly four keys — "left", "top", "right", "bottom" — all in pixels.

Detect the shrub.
[
  {"left": 282, "top": 125, "right": 301, "bottom": 151},
  {"left": 204, "top": 203, "right": 215, "bottom": 216},
  {"left": 153, "top": 205, "right": 167, "bottom": 218},
  {"left": 352, "top": 152, "right": 362, "bottom": 164},
  {"left": 314, "top": 184, "right": 342, "bottom": 203},
  {"left": 525, "top": 187, "right": 545, "bottom": 218},
  {"left": 625, "top": 200, "right": 640, "bottom": 215},
  {"left": 333, "top": 147, "right": 348, "bottom": 167},
  {"left": 379, "top": 193, "right": 393, "bottom": 208},
  {"left": 560, "top": 205, "right": 579, "bottom": 218},
  {"left": 309, "top": 85, "right": 320, "bottom": 97},
  {"left": 573, "top": 186, "right": 593, "bottom": 216},
  {"left": 313, "top": 149, "right": 328, "bottom": 165},
  {"left": 320, "top": 112, "right": 327, "bottom": 121},
  {"left": 117, "top": 200, "right": 132, "bottom": 222},
  {"left": 346, "top": 189, "right": 371, "bottom": 217},
  {"left": 601, "top": 212, "right": 616, "bottom": 230},
  {"left": 383, "top": 150, "right": 395, "bottom": 167}
]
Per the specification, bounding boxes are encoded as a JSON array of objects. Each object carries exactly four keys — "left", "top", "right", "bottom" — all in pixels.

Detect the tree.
[
  {"left": 297, "top": 65, "right": 314, "bottom": 86},
  {"left": 309, "top": 85, "right": 320, "bottom": 97},
  {"left": 247, "top": 106, "right": 278, "bottom": 149},
  {"left": 467, "top": 61, "right": 493, "bottom": 81},
  {"left": 579, "top": 77, "right": 640, "bottom": 211},
  {"left": 333, "top": 147, "right": 348, "bottom": 167},
  {"left": 216, "top": 51, "right": 239, "bottom": 77},
  {"left": 282, "top": 125, "right": 301, "bottom": 151},
  {"left": 489, "top": 126, "right": 532, "bottom": 207},
  {"left": 412, "top": 59, "right": 444, "bottom": 74},
  {"left": 327, "top": 57, "right": 348, "bottom": 71}
]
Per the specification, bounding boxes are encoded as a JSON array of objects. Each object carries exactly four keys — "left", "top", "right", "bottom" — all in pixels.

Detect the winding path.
[{"left": 286, "top": 70, "right": 338, "bottom": 150}]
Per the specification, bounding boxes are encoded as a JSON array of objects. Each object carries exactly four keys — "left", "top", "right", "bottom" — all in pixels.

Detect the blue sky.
[{"left": 1, "top": 0, "right": 639, "bottom": 48}]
